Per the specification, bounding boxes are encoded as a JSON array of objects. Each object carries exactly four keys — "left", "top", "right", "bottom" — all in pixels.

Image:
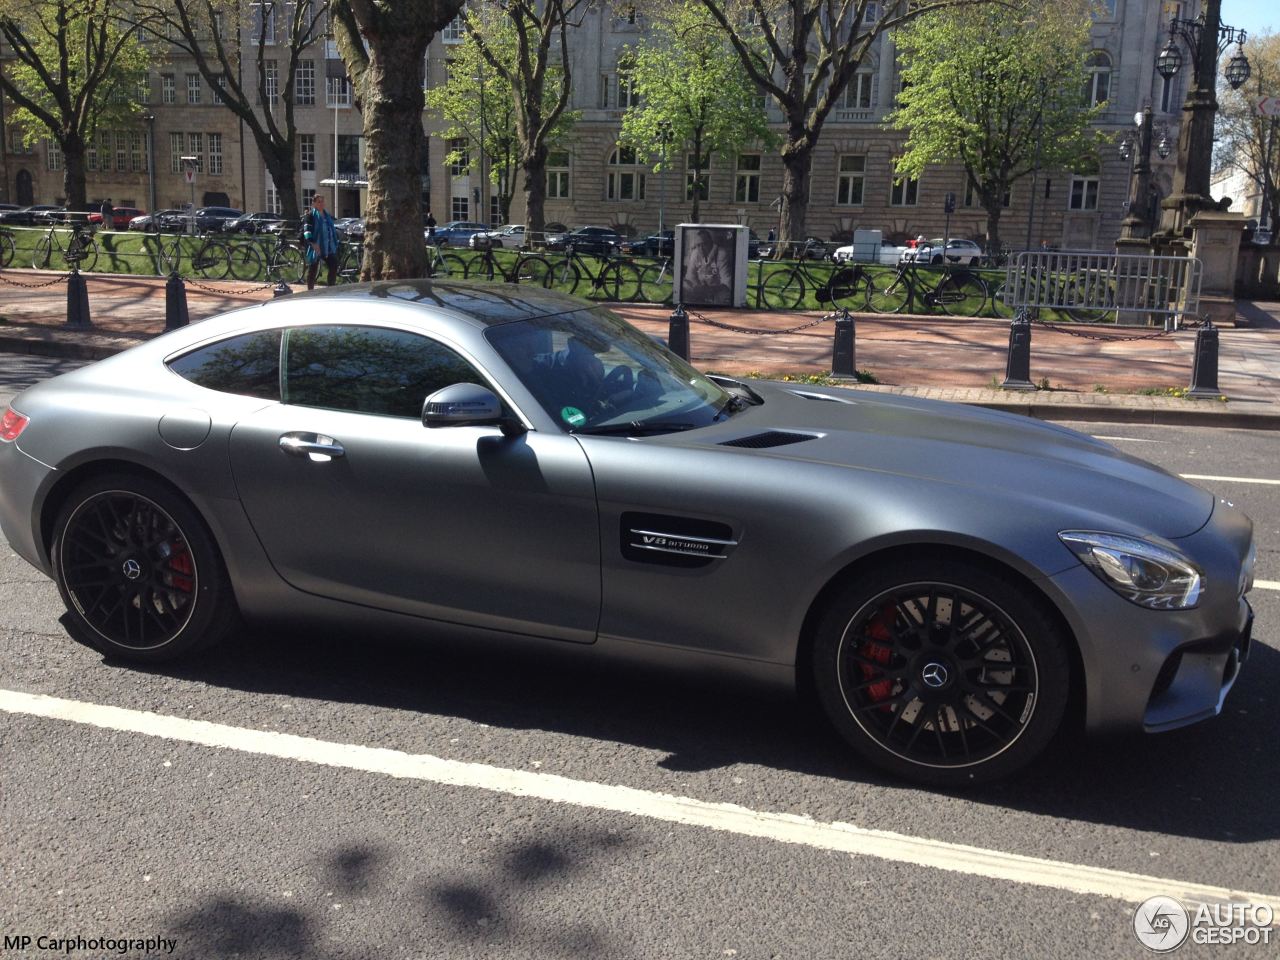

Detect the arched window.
[
  {"left": 607, "top": 146, "right": 646, "bottom": 201},
  {"left": 1084, "top": 51, "right": 1112, "bottom": 107}
]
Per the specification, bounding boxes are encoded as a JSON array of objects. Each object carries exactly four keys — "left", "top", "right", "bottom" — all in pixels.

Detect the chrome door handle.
[{"left": 279, "top": 433, "right": 345, "bottom": 460}]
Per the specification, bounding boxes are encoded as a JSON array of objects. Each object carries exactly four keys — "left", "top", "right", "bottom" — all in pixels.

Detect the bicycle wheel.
[
  {"left": 156, "top": 236, "right": 182, "bottom": 276},
  {"left": 549, "top": 259, "right": 580, "bottom": 295},
  {"left": 760, "top": 267, "right": 805, "bottom": 309},
  {"left": 430, "top": 252, "right": 467, "bottom": 279},
  {"left": 226, "top": 243, "right": 264, "bottom": 281},
  {"left": 596, "top": 261, "right": 642, "bottom": 301},
  {"left": 337, "top": 244, "right": 363, "bottom": 283},
  {"left": 987, "top": 280, "right": 1015, "bottom": 318},
  {"left": 0, "top": 231, "right": 14, "bottom": 267},
  {"left": 934, "top": 271, "right": 988, "bottom": 317},
  {"left": 823, "top": 267, "right": 866, "bottom": 311},
  {"left": 32, "top": 236, "right": 53, "bottom": 270},
  {"left": 270, "top": 245, "right": 305, "bottom": 283},
  {"left": 639, "top": 261, "right": 674, "bottom": 304},
  {"left": 71, "top": 237, "right": 99, "bottom": 273},
  {"left": 468, "top": 252, "right": 498, "bottom": 281},
  {"left": 512, "top": 255, "right": 551, "bottom": 286},
  {"left": 191, "top": 242, "right": 230, "bottom": 280},
  {"left": 863, "top": 268, "right": 912, "bottom": 314},
  {"left": 1062, "top": 277, "right": 1115, "bottom": 323}
]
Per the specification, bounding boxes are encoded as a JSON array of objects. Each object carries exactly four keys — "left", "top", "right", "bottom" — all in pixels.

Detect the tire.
[
  {"left": 192, "top": 242, "right": 230, "bottom": 280},
  {"left": 987, "top": 281, "right": 1015, "bottom": 319},
  {"left": 512, "top": 255, "right": 552, "bottom": 287},
  {"left": 156, "top": 236, "right": 182, "bottom": 276},
  {"left": 760, "top": 267, "right": 805, "bottom": 309},
  {"left": 639, "top": 261, "right": 674, "bottom": 304},
  {"left": 862, "top": 269, "right": 912, "bottom": 314},
  {"left": 431, "top": 253, "right": 467, "bottom": 279},
  {"left": 550, "top": 259, "right": 581, "bottom": 295},
  {"left": 32, "top": 236, "right": 52, "bottom": 270},
  {"left": 469, "top": 253, "right": 498, "bottom": 281},
  {"left": 0, "top": 231, "right": 14, "bottom": 267},
  {"left": 70, "top": 238, "right": 99, "bottom": 273},
  {"left": 934, "top": 272, "right": 988, "bottom": 317},
  {"left": 226, "top": 243, "right": 264, "bottom": 282},
  {"left": 596, "top": 261, "right": 642, "bottom": 301},
  {"left": 811, "top": 557, "right": 1070, "bottom": 786},
  {"left": 51, "top": 473, "right": 239, "bottom": 663},
  {"left": 270, "top": 245, "right": 305, "bottom": 283},
  {"left": 337, "top": 244, "right": 363, "bottom": 283}
]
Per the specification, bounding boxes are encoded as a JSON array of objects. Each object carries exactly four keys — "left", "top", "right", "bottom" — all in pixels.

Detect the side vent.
[
  {"left": 621, "top": 512, "right": 737, "bottom": 568},
  {"left": 790, "top": 390, "right": 855, "bottom": 404},
  {"left": 720, "top": 430, "right": 816, "bottom": 449}
]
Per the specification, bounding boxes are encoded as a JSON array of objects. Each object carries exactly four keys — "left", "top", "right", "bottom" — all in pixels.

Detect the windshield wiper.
[{"left": 573, "top": 421, "right": 699, "bottom": 436}]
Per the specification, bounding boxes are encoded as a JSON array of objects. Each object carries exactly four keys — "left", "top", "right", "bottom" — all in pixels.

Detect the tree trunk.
[
  {"left": 522, "top": 141, "right": 548, "bottom": 243},
  {"left": 780, "top": 137, "right": 813, "bottom": 253},
  {"left": 62, "top": 135, "right": 87, "bottom": 212},
  {"left": 262, "top": 140, "right": 302, "bottom": 222},
  {"left": 359, "top": 35, "right": 429, "bottom": 280},
  {"left": 690, "top": 127, "right": 703, "bottom": 223},
  {"left": 983, "top": 202, "right": 1002, "bottom": 260}
]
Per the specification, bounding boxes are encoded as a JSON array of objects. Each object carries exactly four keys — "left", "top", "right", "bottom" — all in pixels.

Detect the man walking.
[
  {"left": 100, "top": 198, "right": 113, "bottom": 229},
  {"left": 303, "top": 195, "right": 340, "bottom": 289}
]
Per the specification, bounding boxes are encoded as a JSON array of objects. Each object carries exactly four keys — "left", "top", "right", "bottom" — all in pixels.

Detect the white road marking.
[
  {"left": 2, "top": 688, "right": 1277, "bottom": 916},
  {"left": 1180, "top": 474, "right": 1280, "bottom": 486},
  {"left": 1254, "top": 580, "right": 1280, "bottom": 592},
  {"left": 1095, "top": 436, "right": 1166, "bottom": 444}
]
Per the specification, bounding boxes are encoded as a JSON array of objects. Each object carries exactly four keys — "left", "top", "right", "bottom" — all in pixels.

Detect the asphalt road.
[{"left": 1, "top": 357, "right": 1277, "bottom": 959}]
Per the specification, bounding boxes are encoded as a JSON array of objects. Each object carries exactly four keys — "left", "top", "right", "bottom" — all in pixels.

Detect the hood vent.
[{"left": 720, "top": 430, "right": 817, "bottom": 449}]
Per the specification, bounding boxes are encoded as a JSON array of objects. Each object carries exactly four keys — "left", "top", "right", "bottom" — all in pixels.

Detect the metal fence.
[{"left": 1002, "top": 250, "right": 1202, "bottom": 326}]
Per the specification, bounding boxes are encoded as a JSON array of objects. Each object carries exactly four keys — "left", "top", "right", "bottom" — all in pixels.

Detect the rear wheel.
[
  {"left": 0, "top": 231, "right": 15, "bottom": 267},
  {"left": 70, "top": 238, "right": 99, "bottom": 273},
  {"left": 226, "top": 243, "right": 264, "bottom": 282},
  {"left": 51, "top": 473, "right": 238, "bottom": 663},
  {"left": 760, "top": 267, "right": 805, "bottom": 309},
  {"left": 513, "top": 255, "right": 552, "bottom": 287},
  {"left": 639, "top": 261, "right": 674, "bottom": 304},
  {"left": 596, "top": 261, "right": 642, "bottom": 301},
  {"left": 32, "top": 236, "right": 53, "bottom": 270},
  {"left": 811, "top": 557, "right": 1070, "bottom": 786},
  {"left": 934, "top": 272, "right": 988, "bottom": 317},
  {"left": 862, "top": 269, "right": 912, "bottom": 314},
  {"left": 192, "top": 241, "right": 230, "bottom": 280},
  {"left": 270, "top": 245, "right": 305, "bottom": 283}
]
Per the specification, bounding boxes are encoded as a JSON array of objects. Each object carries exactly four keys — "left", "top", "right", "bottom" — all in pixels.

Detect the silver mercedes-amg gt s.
[{"left": 0, "top": 281, "right": 1257, "bottom": 785}]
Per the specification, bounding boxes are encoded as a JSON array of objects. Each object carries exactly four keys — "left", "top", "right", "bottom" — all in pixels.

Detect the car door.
[{"left": 228, "top": 323, "right": 601, "bottom": 643}]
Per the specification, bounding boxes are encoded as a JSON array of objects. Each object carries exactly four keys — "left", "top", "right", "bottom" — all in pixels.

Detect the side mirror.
[{"left": 423, "top": 383, "right": 509, "bottom": 429}]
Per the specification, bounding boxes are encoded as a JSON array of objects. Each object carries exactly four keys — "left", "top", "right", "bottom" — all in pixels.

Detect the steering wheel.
[{"left": 588, "top": 364, "right": 634, "bottom": 413}]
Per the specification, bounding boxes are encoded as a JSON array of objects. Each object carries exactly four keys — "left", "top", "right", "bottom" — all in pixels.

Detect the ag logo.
[{"left": 1133, "top": 896, "right": 1190, "bottom": 952}]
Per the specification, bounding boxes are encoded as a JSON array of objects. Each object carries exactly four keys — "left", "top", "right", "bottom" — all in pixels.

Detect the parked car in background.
[
  {"left": 470, "top": 224, "right": 527, "bottom": 250},
  {"left": 426, "top": 221, "right": 490, "bottom": 246},
  {"left": 128, "top": 209, "right": 184, "bottom": 232},
  {"left": 545, "top": 226, "right": 622, "bottom": 257},
  {"left": 0, "top": 205, "right": 64, "bottom": 225},
  {"left": 833, "top": 239, "right": 908, "bottom": 266},
  {"left": 623, "top": 230, "right": 674, "bottom": 258},
  {"left": 191, "top": 206, "right": 244, "bottom": 232},
  {"left": 226, "top": 212, "right": 285, "bottom": 234},
  {"left": 88, "top": 207, "right": 144, "bottom": 231},
  {"left": 901, "top": 238, "right": 985, "bottom": 266},
  {"left": 335, "top": 218, "right": 365, "bottom": 241}
]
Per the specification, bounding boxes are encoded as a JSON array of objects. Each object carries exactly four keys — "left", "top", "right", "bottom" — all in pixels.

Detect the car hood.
[{"left": 678, "top": 382, "right": 1213, "bottom": 539}]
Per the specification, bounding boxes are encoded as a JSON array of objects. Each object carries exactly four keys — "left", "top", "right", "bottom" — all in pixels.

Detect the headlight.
[{"left": 1059, "top": 531, "right": 1202, "bottom": 610}]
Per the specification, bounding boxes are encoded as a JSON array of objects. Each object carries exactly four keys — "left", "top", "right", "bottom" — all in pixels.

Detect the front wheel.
[
  {"left": 934, "top": 272, "right": 988, "bottom": 317},
  {"left": 226, "top": 243, "right": 264, "bottom": 282},
  {"left": 32, "top": 236, "right": 53, "bottom": 270},
  {"left": 51, "top": 473, "right": 239, "bottom": 663},
  {"left": 68, "top": 238, "right": 99, "bottom": 273},
  {"left": 269, "top": 245, "right": 305, "bottom": 283},
  {"left": 512, "top": 255, "right": 552, "bottom": 287},
  {"left": 811, "top": 558, "right": 1070, "bottom": 786},
  {"left": 863, "top": 269, "right": 912, "bottom": 314},
  {"left": 192, "top": 241, "right": 230, "bottom": 280},
  {"left": 639, "top": 261, "right": 674, "bottom": 304},
  {"left": 760, "top": 267, "right": 805, "bottom": 309},
  {"left": 595, "top": 261, "right": 642, "bottom": 301}
]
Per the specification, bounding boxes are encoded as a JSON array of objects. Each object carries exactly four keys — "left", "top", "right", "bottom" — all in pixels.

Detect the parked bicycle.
[
  {"left": 425, "top": 242, "right": 468, "bottom": 280},
  {"left": 528, "top": 243, "right": 642, "bottom": 301},
  {"left": 33, "top": 220, "right": 98, "bottom": 272},
  {"left": 746, "top": 246, "right": 846, "bottom": 310},
  {"left": 461, "top": 242, "right": 551, "bottom": 286},
  {"left": 0, "top": 228, "right": 15, "bottom": 268},
  {"left": 856, "top": 262, "right": 989, "bottom": 316}
]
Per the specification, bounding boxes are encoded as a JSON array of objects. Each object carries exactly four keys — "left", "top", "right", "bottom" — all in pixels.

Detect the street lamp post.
[
  {"left": 143, "top": 113, "right": 157, "bottom": 216},
  {"left": 1118, "top": 106, "right": 1172, "bottom": 241},
  {"left": 1153, "top": 0, "right": 1250, "bottom": 241}
]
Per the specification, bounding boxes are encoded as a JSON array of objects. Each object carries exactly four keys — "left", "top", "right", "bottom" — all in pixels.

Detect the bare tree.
[
  {"left": 132, "top": 0, "right": 323, "bottom": 221},
  {"left": 328, "top": 0, "right": 463, "bottom": 279},
  {"left": 698, "top": 0, "right": 982, "bottom": 244}
]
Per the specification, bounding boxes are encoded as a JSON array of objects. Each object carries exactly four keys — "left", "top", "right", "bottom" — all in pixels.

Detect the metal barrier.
[{"left": 1002, "top": 250, "right": 1202, "bottom": 327}]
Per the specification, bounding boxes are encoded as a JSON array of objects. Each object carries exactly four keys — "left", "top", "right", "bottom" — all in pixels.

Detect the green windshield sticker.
[{"left": 561, "top": 406, "right": 586, "bottom": 427}]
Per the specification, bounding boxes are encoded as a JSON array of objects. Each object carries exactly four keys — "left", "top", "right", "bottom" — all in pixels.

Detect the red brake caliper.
[
  {"left": 167, "top": 545, "right": 194, "bottom": 594},
  {"left": 859, "top": 603, "right": 897, "bottom": 707}
]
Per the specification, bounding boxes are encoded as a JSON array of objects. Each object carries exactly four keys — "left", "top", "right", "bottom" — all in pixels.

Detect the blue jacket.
[{"left": 304, "top": 208, "right": 339, "bottom": 257}]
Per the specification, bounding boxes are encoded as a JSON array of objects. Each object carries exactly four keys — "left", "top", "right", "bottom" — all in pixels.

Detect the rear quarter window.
[{"left": 167, "top": 330, "right": 282, "bottom": 399}]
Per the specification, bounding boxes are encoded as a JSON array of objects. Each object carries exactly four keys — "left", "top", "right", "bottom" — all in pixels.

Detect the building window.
[
  {"left": 843, "top": 71, "right": 873, "bottom": 110},
  {"left": 211, "top": 73, "right": 228, "bottom": 104},
  {"left": 864, "top": 2, "right": 880, "bottom": 22},
  {"left": 442, "top": 14, "right": 465, "bottom": 43},
  {"left": 296, "top": 59, "right": 315, "bottom": 105},
  {"left": 116, "top": 132, "right": 128, "bottom": 172},
  {"left": 47, "top": 139, "right": 62, "bottom": 171},
  {"left": 836, "top": 155, "right": 866, "bottom": 205},
  {"left": 170, "top": 132, "right": 184, "bottom": 172},
  {"left": 607, "top": 145, "right": 646, "bottom": 200},
  {"left": 131, "top": 132, "right": 145, "bottom": 172},
  {"left": 890, "top": 171, "right": 919, "bottom": 206},
  {"left": 208, "top": 133, "right": 223, "bottom": 175},
  {"left": 964, "top": 181, "right": 1011, "bottom": 208},
  {"left": 447, "top": 137, "right": 469, "bottom": 176},
  {"left": 451, "top": 195, "right": 469, "bottom": 220},
  {"left": 300, "top": 134, "right": 316, "bottom": 172},
  {"left": 598, "top": 74, "right": 610, "bottom": 110},
  {"left": 136, "top": 75, "right": 150, "bottom": 105},
  {"left": 87, "top": 136, "right": 99, "bottom": 172},
  {"left": 253, "top": 2, "right": 277, "bottom": 44},
  {"left": 1069, "top": 175, "right": 1099, "bottom": 210},
  {"left": 264, "top": 60, "right": 279, "bottom": 105},
  {"left": 617, "top": 67, "right": 640, "bottom": 109},
  {"left": 489, "top": 195, "right": 502, "bottom": 228},
  {"left": 685, "top": 152, "right": 711, "bottom": 201},
  {"left": 187, "top": 73, "right": 202, "bottom": 105},
  {"left": 547, "top": 150, "right": 570, "bottom": 198},
  {"left": 336, "top": 135, "right": 360, "bottom": 176},
  {"left": 1084, "top": 51, "right": 1111, "bottom": 107},
  {"left": 302, "top": 188, "right": 318, "bottom": 208},
  {"left": 188, "top": 133, "right": 204, "bottom": 171},
  {"left": 735, "top": 153, "right": 761, "bottom": 203},
  {"left": 266, "top": 185, "right": 280, "bottom": 215},
  {"left": 326, "top": 76, "right": 352, "bottom": 107},
  {"left": 161, "top": 74, "right": 176, "bottom": 104}
]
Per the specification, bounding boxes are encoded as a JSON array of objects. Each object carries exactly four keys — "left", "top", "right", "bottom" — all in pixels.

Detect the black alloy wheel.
[
  {"left": 812, "top": 559, "right": 1070, "bottom": 786},
  {"left": 52, "top": 474, "right": 237, "bottom": 661}
]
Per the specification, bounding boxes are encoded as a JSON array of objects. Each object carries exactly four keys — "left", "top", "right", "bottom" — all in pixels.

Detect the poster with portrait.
[{"left": 675, "top": 225, "right": 740, "bottom": 307}]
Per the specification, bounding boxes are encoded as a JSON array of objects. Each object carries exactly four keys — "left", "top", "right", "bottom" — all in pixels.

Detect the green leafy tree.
[
  {"left": 463, "top": 0, "right": 586, "bottom": 242},
  {"left": 131, "top": 0, "right": 324, "bottom": 222},
  {"left": 0, "top": 0, "right": 153, "bottom": 210},
  {"left": 1215, "top": 30, "right": 1280, "bottom": 241},
  {"left": 329, "top": 0, "right": 465, "bottom": 279},
  {"left": 425, "top": 15, "right": 575, "bottom": 230},
  {"left": 698, "top": 0, "right": 982, "bottom": 246},
  {"left": 618, "top": 1, "right": 774, "bottom": 223},
  {"left": 888, "top": 0, "right": 1102, "bottom": 254}
]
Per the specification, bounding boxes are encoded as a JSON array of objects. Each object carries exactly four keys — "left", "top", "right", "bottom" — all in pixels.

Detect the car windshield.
[{"left": 486, "top": 307, "right": 734, "bottom": 434}]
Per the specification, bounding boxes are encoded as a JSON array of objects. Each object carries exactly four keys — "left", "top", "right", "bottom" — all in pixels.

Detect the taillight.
[{"left": 1, "top": 407, "right": 29, "bottom": 442}]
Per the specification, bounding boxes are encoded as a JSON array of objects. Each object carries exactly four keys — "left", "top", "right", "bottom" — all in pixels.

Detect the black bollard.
[
  {"left": 668, "top": 303, "right": 690, "bottom": 360},
  {"left": 66, "top": 269, "right": 92, "bottom": 329},
  {"left": 1187, "top": 321, "right": 1221, "bottom": 399},
  {"left": 165, "top": 272, "right": 189, "bottom": 330},
  {"left": 273, "top": 281, "right": 293, "bottom": 298},
  {"left": 831, "top": 308, "right": 856, "bottom": 377},
  {"left": 1001, "top": 310, "right": 1036, "bottom": 391}
]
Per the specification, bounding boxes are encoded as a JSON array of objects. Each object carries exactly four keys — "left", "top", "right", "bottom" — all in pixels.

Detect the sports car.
[{"left": 0, "top": 281, "right": 1256, "bottom": 785}]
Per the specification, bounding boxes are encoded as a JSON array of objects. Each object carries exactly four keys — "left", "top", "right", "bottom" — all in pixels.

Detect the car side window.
[
  {"left": 167, "top": 330, "right": 283, "bottom": 399},
  {"left": 282, "top": 324, "right": 485, "bottom": 418}
]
